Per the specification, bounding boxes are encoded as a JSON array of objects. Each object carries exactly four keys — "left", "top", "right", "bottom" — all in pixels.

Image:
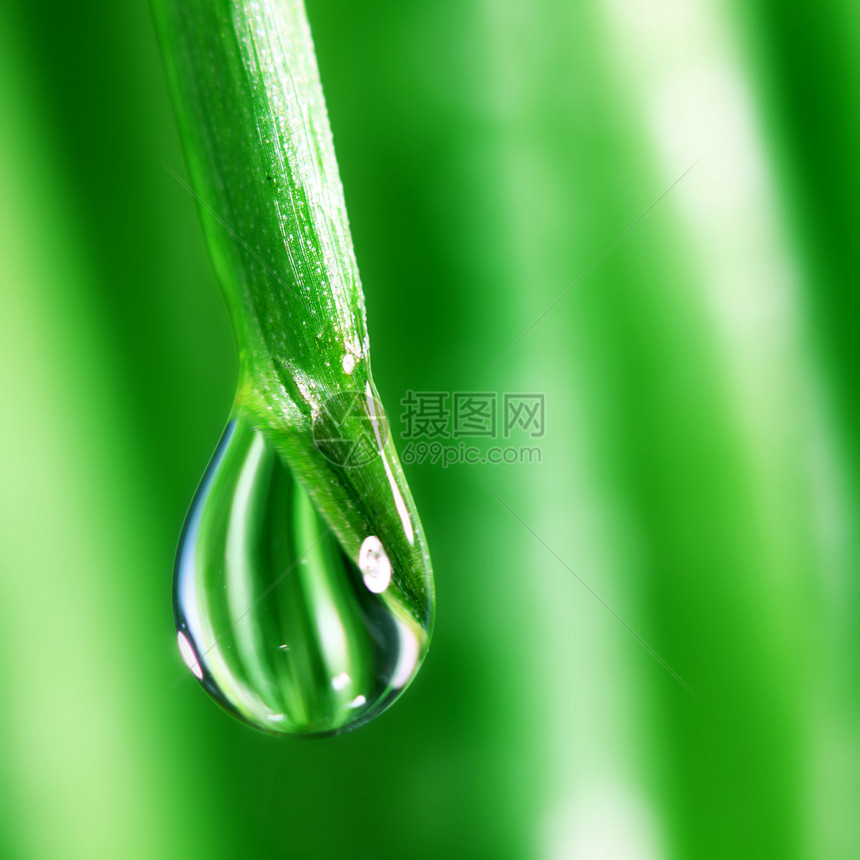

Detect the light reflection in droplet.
[
  {"left": 359, "top": 536, "right": 392, "bottom": 593},
  {"left": 365, "top": 382, "right": 415, "bottom": 544},
  {"left": 331, "top": 672, "right": 351, "bottom": 690},
  {"left": 390, "top": 621, "right": 422, "bottom": 689},
  {"left": 177, "top": 631, "right": 204, "bottom": 679}
]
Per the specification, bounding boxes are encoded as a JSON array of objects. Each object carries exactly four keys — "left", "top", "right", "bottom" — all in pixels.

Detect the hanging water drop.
[{"left": 175, "top": 415, "right": 432, "bottom": 736}]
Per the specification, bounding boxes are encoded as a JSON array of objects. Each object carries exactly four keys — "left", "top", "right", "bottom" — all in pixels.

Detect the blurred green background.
[{"left": 1, "top": 0, "right": 858, "bottom": 857}]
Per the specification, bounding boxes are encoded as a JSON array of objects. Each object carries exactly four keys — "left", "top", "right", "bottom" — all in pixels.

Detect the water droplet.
[{"left": 175, "top": 415, "right": 433, "bottom": 736}]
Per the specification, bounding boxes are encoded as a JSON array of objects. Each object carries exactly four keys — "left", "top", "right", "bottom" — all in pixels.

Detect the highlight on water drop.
[{"left": 358, "top": 536, "right": 392, "bottom": 594}]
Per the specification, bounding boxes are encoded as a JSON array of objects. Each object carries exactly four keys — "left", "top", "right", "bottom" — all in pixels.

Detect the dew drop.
[{"left": 174, "top": 415, "right": 433, "bottom": 736}]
